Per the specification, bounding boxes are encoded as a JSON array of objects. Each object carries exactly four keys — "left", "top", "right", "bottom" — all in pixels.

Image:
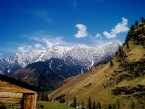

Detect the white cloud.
[
  {"left": 42, "top": 38, "right": 54, "bottom": 48},
  {"left": 75, "top": 24, "right": 88, "bottom": 38},
  {"left": 18, "top": 45, "right": 32, "bottom": 53},
  {"left": 31, "top": 10, "right": 53, "bottom": 24},
  {"left": 34, "top": 43, "right": 45, "bottom": 50},
  {"left": 103, "top": 31, "right": 116, "bottom": 39},
  {"left": 95, "top": 33, "right": 102, "bottom": 39},
  {"left": 28, "top": 31, "right": 69, "bottom": 49},
  {"left": 103, "top": 17, "right": 129, "bottom": 39},
  {"left": 92, "top": 39, "right": 108, "bottom": 46},
  {"left": 30, "top": 36, "right": 71, "bottom": 49},
  {"left": 22, "top": 30, "right": 74, "bottom": 51}
]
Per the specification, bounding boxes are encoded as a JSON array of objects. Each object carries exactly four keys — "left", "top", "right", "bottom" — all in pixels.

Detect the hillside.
[
  {"left": 8, "top": 58, "right": 84, "bottom": 91},
  {"left": 4, "top": 39, "right": 121, "bottom": 92},
  {"left": 48, "top": 18, "right": 145, "bottom": 109}
]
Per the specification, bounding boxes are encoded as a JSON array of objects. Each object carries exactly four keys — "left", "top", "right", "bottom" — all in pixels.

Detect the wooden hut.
[{"left": 0, "top": 74, "right": 40, "bottom": 109}]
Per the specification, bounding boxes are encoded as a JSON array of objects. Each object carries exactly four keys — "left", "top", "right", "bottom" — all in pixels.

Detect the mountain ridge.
[
  {"left": 48, "top": 19, "right": 145, "bottom": 108},
  {"left": 0, "top": 40, "right": 121, "bottom": 74}
]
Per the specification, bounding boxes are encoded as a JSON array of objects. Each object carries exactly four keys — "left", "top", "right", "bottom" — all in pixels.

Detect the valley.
[
  {"left": 0, "top": 0, "right": 144, "bottom": 109},
  {"left": 0, "top": 41, "right": 120, "bottom": 91},
  {"left": 48, "top": 19, "right": 145, "bottom": 109}
]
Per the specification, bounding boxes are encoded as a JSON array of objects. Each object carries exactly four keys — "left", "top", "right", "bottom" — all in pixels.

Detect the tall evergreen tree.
[
  {"left": 81, "top": 102, "right": 85, "bottom": 109},
  {"left": 117, "top": 100, "right": 120, "bottom": 109},
  {"left": 135, "top": 21, "right": 138, "bottom": 26},
  {"left": 93, "top": 101, "right": 96, "bottom": 109},
  {"left": 88, "top": 97, "right": 92, "bottom": 109},
  {"left": 108, "top": 103, "right": 112, "bottom": 109},
  {"left": 130, "top": 25, "right": 135, "bottom": 31},
  {"left": 59, "top": 97, "right": 65, "bottom": 103},
  {"left": 143, "top": 27, "right": 145, "bottom": 35},
  {"left": 62, "top": 97, "right": 65, "bottom": 103},
  {"left": 73, "top": 97, "right": 77, "bottom": 108},
  {"left": 112, "top": 104, "right": 116, "bottom": 109},
  {"left": 141, "top": 17, "right": 145, "bottom": 23},
  {"left": 126, "top": 42, "right": 129, "bottom": 49},
  {"left": 118, "top": 46, "right": 125, "bottom": 59},
  {"left": 97, "top": 101, "right": 101, "bottom": 109},
  {"left": 131, "top": 101, "right": 135, "bottom": 109},
  {"left": 110, "top": 60, "right": 113, "bottom": 67},
  {"left": 59, "top": 97, "right": 62, "bottom": 103}
]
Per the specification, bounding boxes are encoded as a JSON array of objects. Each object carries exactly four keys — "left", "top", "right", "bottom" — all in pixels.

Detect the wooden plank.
[
  {"left": 22, "top": 93, "right": 35, "bottom": 109},
  {"left": 0, "top": 81, "right": 36, "bottom": 93},
  {"left": 0, "top": 88, "right": 36, "bottom": 93},
  {"left": 0, "top": 99, "right": 21, "bottom": 104},
  {"left": 0, "top": 80, "right": 37, "bottom": 109},
  {"left": 0, "top": 92, "right": 23, "bottom": 98}
]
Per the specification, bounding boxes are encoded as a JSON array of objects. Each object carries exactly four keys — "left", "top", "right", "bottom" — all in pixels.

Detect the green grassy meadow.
[{"left": 37, "top": 101, "right": 75, "bottom": 109}]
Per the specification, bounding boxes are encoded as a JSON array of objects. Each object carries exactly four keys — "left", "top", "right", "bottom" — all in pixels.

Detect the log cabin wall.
[
  {"left": 0, "top": 80, "right": 37, "bottom": 109},
  {"left": 21, "top": 93, "right": 37, "bottom": 109}
]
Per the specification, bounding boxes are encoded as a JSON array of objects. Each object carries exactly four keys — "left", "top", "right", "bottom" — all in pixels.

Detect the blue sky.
[{"left": 0, "top": 0, "right": 145, "bottom": 57}]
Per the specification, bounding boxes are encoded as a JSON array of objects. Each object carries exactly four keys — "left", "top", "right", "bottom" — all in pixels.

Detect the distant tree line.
[
  {"left": 55, "top": 94, "right": 138, "bottom": 109},
  {"left": 68, "top": 97, "right": 136, "bottom": 109},
  {"left": 125, "top": 17, "right": 145, "bottom": 48}
]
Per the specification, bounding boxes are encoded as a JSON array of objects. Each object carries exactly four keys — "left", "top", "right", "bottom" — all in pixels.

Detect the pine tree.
[
  {"left": 135, "top": 21, "right": 138, "bottom": 26},
  {"left": 62, "top": 97, "right": 65, "bottom": 103},
  {"left": 118, "top": 46, "right": 125, "bottom": 59},
  {"left": 117, "top": 100, "right": 120, "bottom": 109},
  {"left": 82, "top": 102, "right": 85, "bottom": 109},
  {"left": 141, "top": 17, "right": 145, "bottom": 23},
  {"left": 110, "top": 60, "right": 113, "bottom": 67},
  {"left": 112, "top": 104, "right": 116, "bottom": 109},
  {"left": 108, "top": 103, "right": 112, "bottom": 109},
  {"left": 82, "top": 102, "right": 84, "bottom": 106},
  {"left": 93, "top": 101, "right": 96, "bottom": 109},
  {"left": 130, "top": 25, "right": 135, "bottom": 31},
  {"left": 73, "top": 97, "right": 77, "bottom": 108},
  {"left": 126, "top": 42, "right": 129, "bottom": 49},
  {"left": 59, "top": 97, "right": 62, "bottom": 103},
  {"left": 131, "top": 101, "right": 135, "bottom": 109},
  {"left": 97, "top": 101, "right": 101, "bottom": 109},
  {"left": 88, "top": 97, "right": 92, "bottom": 109}
]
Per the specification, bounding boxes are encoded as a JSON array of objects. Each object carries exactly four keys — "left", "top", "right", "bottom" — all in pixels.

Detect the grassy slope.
[
  {"left": 48, "top": 23, "right": 145, "bottom": 109},
  {"left": 37, "top": 101, "right": 75, "bottom": 109}
]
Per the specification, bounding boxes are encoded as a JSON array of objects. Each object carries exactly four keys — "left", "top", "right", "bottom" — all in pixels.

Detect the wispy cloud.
[
  {"left": 1, "top": 17, "right": 129, "bottom": 57},
  {"left": 91, "top": 37, "right": 108, "bottom": 46},
  {"left": 34, "top": 43, "right": 45, "bottom": 50},
  {"left": 103, "top": 17, "right": 129, "bottom": 39},
  {"left": 31, "top": 36, "right": 72, "bottom": 48},
  {"left": 21, "top": 31, "right": 51, "bottom": 39},
  {"left": 75, "top": 24, "right": 88, "bottom": 38},
  {"left": 94, "top": 33, "right": 103, "bottom": 39},
  {"left": 16, "top": 31, "right": 73, "bottom": 54},
  {"left": 18, "top": 45, "right": 32, "bottom": 53},
  {"left": 0, "top": 47, "right": 16, "bottom": 56},
  {"left": 30, "top": 37, "right": 55, "bottom": 48},
  {"left": 31, "top": 9, "right": 53, "bottom": 24}
]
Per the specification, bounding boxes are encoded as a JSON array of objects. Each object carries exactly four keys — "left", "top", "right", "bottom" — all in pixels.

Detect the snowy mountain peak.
[{"left": 0, "top": 40, "right": 122, "bottom": 74}]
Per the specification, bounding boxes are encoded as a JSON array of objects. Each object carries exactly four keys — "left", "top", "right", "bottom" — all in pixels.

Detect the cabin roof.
[{"left": 0, "top": 74, "right": 41, "bottom": 92}]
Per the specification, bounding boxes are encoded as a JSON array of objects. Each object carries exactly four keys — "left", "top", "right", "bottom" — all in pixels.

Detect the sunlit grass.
[{"left": 37, "top": 101, "right": 75, "bottom": 109}]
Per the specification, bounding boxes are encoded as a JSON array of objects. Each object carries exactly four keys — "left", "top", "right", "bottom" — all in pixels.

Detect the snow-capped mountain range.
[{"left": 0, "top": 40, "right": 122, "bottom": 74}]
